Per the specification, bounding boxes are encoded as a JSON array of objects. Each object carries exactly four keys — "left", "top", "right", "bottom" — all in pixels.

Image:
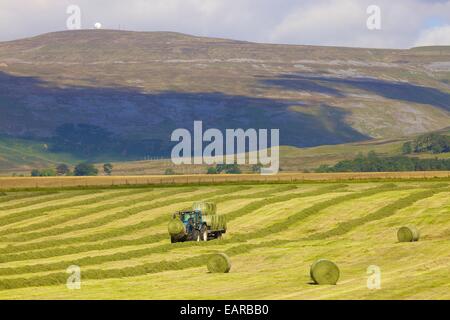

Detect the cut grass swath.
[
  {"left": 0, "top": 186, "right": 263, "bottom": 255},
  {"left": 0, "top": 186, "right": 400, "bottom": 275},
  {"left": 225, "top": 184, "right": 348, "bottom": 222},
  {"left": 310, "top": 259, "right": 340, "bottom": 285},
  {"left": 0, "top": 188, "right": 188, "bottom": 237},
  {"left": 4, "top": 187, "right": 239, "bottom": 242},
  {"left": 0, "top": 184, "right": 399, "bottom": 265},
  {"left": 0, "top": 191, "right": 58, "bottom": 206},
  {"left": 230, "top": 184, "right": 402, "bottom": 242},
  {"left": 2, "top": 186, "right": 250, "bottom": 245},
  {"left": 0, "top": 184, "right": 333, "bottom": 257},
  {"left": 1, "top": 184, "right": 284, "bottom": 242},
  {"left": 305, "top": 186, "right": 448, "bottom": 240},
  {"left": 0, "top": 186, "right": 302, "bottom": 261},
  {"left": 0, "top": 189, "right": 142, "bottom": 228},
  {"left": 0, "top": 239, "right": 289, "bottom": 290},
  {"left": 207, "top": 253, "right": 231, "bottom": 273},
  {"left": 211, "top": 184, "right": 298, "bottom": 204},
  {"left": 397, "top": 226, "right": 420, "bottom": 242},
  {"left": 0, "top": 190, "right": 91, "bottom": 212}
]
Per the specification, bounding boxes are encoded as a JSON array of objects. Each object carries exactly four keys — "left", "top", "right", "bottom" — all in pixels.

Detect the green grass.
[
  {"left": 105, "top": 129, "right": 450, "bottom": 174},
  {"left": 0, "top": 136, "right": 81, "bottom": 174},
  {"left": 0, "top": 181, "right": 448, "bottom": 299}
]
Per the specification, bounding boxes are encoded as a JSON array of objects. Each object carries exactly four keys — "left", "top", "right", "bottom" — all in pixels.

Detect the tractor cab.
[{"left": 177, "top": 210, "right": 203, "bottom": 233}]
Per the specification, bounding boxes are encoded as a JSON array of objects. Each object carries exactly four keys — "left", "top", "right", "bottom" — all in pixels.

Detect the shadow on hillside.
[
  {"left": 259, "top": 74, "right": 450, "bottom": 111},
  {"left": 0, "top": 71, "right": 369, "bottom": 158}
]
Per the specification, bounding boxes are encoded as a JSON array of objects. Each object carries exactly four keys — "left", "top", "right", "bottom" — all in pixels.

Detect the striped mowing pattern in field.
[{"left": 0, "top": 181, "right": 449, "bottom": 299}]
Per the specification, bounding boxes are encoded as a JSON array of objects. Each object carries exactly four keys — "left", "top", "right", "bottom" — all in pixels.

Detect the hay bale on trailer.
[
  {"left": 397, "top": 226, "right": 420, "bottom": 242},
  {"left": 310, "top": 259, "right": 340, "bottom": 285},
  {"left": 207, "top": 253, "right": 231, "bottom": 273},
  {"left": 192, "top": 202, "right": 217, "bottom": 215},
  {"left": 203, "top": 215, "right": 227, "bottom": 235}
]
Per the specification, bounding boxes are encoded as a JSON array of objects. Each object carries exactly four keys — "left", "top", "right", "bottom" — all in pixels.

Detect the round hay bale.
[
  {"left": 310, "top": 259, "right": 340, "bottom": 285},
  {"left": 207, "top": 253, "right": 231, "bottom": 273},
  {"left": 168, "top": 219, "right": 185, "bottom": 236},
  {"left": 397, "top": 226, "right": 420, "bottom": 242},
  {"left": 193, "top": 202, "right": 217, "bottom": 215}
]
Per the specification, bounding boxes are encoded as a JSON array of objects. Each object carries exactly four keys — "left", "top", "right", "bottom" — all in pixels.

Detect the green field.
[
  {"left": 0, "top": 136, "right": 82, "bottom": 175},
  {"left": 0, "top": 181, "right": 448, "bottom": 299}
]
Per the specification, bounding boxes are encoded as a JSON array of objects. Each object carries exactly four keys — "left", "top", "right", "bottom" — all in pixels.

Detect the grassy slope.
[
  {"left": 0, "top": 136, "right": 81, "bottom": 175},
  {"left": 106, "top": 128, "right": 450, "bottom": 174},
  {"left": 1, "top": 128, "right": 449, "bottom": 175},
  {"left": 0, "top": 181, "right": 448, "bottom": 299}
]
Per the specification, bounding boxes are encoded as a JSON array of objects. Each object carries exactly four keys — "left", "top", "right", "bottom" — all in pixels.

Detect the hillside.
[
  {"left": 0, "top": 30, "right": 449, "bottom": 164},
  {"left": 102, "top": 129, "right": 450, "bottom": 175},
  {"left": 0, "top": 136, "right": 82, "bottom": 175},
  {"left": 2, "top": 128, "right": 449, "bottom": 176},
  {"left": 0, "top": 181, "right": 448, "bottom": 299}
]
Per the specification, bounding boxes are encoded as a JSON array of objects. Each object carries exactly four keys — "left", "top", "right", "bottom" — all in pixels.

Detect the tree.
[
  {"left": 224, "top": 164, "right": 241, "bottom": 174},
  {"left": 74, "top": 163, "right": 98, "bottom": 176},
  {"left": 315, "top": 153, "right": 450, "bottom": 173},
  {"left": 40, "top": 168, "right": 57, "bottom": 176},
  {"left": 164, "top": 168, "right": 175, "bottom": 175},
  {"left": 103, "top": 163, "right": 113, "bottom": 176},
  {"left": 207, "top": 167, "right": 218, "bottom": 174},
  {"left": 402, "top": 142, "right": 413, "bottom": 154},
  {"left": 31, "top": 168, "right": 56, "bottom": 177},
  {"left": 412, "top": 133, "right": 450, "bottom": 154},
  {"left": 215, "top": 163, "right": 241, "bottom": 174},
  {"left": 252, "top": 163, "right": 263, "bottom": 173},
  {"left": 56, "top": 164, "right": 70, "bottom": 176}
]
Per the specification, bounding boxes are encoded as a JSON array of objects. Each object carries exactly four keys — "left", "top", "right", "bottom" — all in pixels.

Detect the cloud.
[
  {"left": 269, "top": 0, "right": 368, "bottom": 46},
  {"left": 415, "top": 25, "right": 450, "bottom": 46},
  {"left": 0, "top": 0, "right": 449, "bottom": 48}
]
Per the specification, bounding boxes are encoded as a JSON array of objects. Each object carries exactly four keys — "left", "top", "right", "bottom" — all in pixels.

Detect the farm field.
[
  {"left": 1, "top": 171, "right": 450, "bottom": 189},
  {"left": 0, "top": 180, "right": 449, "bottom": 299}
]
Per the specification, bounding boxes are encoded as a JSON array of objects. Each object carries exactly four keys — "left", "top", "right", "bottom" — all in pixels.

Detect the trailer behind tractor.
[{"left": 168, "top": 202, "right": 226, "bottom": 243}]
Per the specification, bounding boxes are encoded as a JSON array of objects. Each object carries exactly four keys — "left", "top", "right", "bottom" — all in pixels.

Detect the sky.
[{"left": 0, "top": 0, "right": 449, "bottom": 48}]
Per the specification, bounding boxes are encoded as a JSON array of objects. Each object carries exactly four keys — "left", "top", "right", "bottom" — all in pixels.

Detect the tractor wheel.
[
  {"left": 170, "top": 236, "right": 177, "bottom": 244},
  {"left": 192, "top": 230, "right": 200, "bottom": 242},
  {"left": 201, "top": 226, "right": 208, "bottom": 241}
]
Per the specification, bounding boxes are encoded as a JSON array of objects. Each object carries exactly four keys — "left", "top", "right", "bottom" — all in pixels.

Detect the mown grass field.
[{"left": 0, "top": 180, "right": 448, "bottom": 300}]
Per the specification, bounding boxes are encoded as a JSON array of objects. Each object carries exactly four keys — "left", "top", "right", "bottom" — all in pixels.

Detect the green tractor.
[{"left": 168, "top": 202, "right": 226, "bottom": 243}]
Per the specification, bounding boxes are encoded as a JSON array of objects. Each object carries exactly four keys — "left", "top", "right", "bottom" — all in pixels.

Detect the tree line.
[
  {"left": 316, "top": 151, "right": 450, "bottom": 173},
  {"left": 31, "top": 163, "right": 113, "bottom": 177},
  {"left": 402, "top": 133, "right": 450, "bottom": 155}
]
